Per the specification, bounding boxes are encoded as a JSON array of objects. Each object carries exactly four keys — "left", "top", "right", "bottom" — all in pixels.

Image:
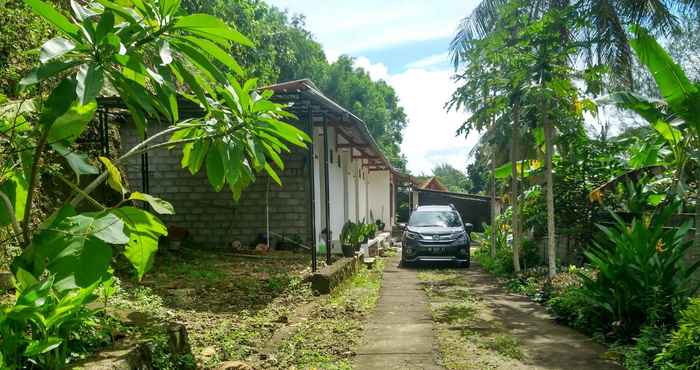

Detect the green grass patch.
[{"left": 267, "top": 258, "right": 386, "bottom": 369}]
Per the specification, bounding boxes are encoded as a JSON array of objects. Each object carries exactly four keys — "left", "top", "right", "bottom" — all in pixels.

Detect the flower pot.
[{"left": 342, "top": 244, "right": 354, "bottom": 257}]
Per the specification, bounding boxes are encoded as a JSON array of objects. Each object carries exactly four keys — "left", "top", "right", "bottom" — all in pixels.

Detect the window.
[{"left": 409, "top": 211, "right": 461, "bottom": 227}]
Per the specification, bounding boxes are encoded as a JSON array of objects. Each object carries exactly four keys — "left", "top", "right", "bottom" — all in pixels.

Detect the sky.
[{"left": 267, "top": 0, "right": 482, "bottom": 175}]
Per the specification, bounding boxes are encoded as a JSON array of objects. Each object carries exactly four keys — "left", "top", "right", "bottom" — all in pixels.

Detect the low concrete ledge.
[{"left": 311, "top": 255, "right": 362, "bottom": 294}]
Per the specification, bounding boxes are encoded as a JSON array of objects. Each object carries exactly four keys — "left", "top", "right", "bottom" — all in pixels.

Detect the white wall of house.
[
  {"left": 367, "top": 170, "right": 392, "bottom": 231},
  {"left": 312, "top": 125, "right": 394, "bottom": 248}
]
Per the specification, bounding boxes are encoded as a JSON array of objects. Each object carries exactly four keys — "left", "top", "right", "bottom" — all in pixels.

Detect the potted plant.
[
  {"left": 366, "top": 223, "right": 378, "bottom": 239},
  {"left": 340, "top": 221, "right": 356, "bottom": 257},
  {"left": 375, "top": 219, "right": 386, "bottom": 232}
]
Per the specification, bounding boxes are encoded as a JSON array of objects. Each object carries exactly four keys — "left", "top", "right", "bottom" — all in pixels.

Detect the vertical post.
[
  {"left": 323, "top": 118, "right": 332, "bottom": 265},
  {"left": 141, "top": 128, "right": 150, "bottom": 194},
  {"left": 306, "top": 108, "right": 317, "bottom": 272}
]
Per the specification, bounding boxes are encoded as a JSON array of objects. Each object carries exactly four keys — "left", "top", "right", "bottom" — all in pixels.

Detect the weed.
[{"left": 481, "top": 334, "right": 524, "bottom": 360}]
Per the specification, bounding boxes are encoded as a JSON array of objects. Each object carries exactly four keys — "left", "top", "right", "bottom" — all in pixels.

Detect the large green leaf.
[
  {"left": 39, "top": 37, "right": 76, "bottom": 63},
  {"left": 20, "top": 60, "right": 81, "bottom": 87},
  {"left": 24, "top": 337, "right": 63, "bottom": 357},
  {"left": 494, "top": 162, "right": 512, "bottom": 179},
  {"left": 609, "top": 92, "right": 667, "bottom": 124},
  {"left": 99, "top": 156, "right": 126, "bottom": 194},
  {"left": 112, "top": 207, "right": 167, "bottom": 280},
  {"left": 128, "top": 192, "right": 175, "bottom": 215},
  {"left": 48, "top": 101, "right": 97, "bottom": 144},
  {"left": 25, "top": 0, "right": 81, "bottom": 40},
  {"left": 173, "top": 14, "right": 253, "bottom": 47},
  {"left": 51, "top": 143, "right": 99, "bottom": 180},
  {"left": 28, "top": 212, "right": 123, "bottom": 287},
  {"left": 652, "top": 120, "right": 682, "bottom": 145},
  {"left": 0, "top": 170, "right": 28, "bottom": 227},
  {"left": 181, "top": 36, "right": 244, "bottom": 76},
  {"left": 630, "top": 26, "right": 698, "bottom": 111},
  {"left": 76, "top": 64, "right": 104, "bottom": 105},
  {"left": 206, "top": 144, "right": 225, "bottom": 191}
]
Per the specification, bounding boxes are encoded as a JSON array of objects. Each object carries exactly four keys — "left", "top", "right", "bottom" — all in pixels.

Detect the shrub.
[
  {"left": 547, "top": 285, "right": 601, "bottom": 334},
  {"left": 580, "top": 201, "right": 699, "bottom": 340},
  {"left": 623, "top": 325, "right": 672, "bottom": 370},
  {"left": 655, "top": 298, "right": 700, "bottom": 369}
]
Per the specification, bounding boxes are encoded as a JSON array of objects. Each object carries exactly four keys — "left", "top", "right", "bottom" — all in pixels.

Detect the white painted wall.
[{"left": 367, "top": 170, "right": 392, "bottom": 231}]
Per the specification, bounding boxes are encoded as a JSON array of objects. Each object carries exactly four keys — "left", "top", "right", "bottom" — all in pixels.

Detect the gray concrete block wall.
[{"left": 120, "top": 122, "right": 312, "bottom": 247}]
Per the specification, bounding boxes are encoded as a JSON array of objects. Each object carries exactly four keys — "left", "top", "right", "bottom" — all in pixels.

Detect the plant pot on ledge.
[{"left": 342, "top": 244, "right": 354, "bottom": 257}]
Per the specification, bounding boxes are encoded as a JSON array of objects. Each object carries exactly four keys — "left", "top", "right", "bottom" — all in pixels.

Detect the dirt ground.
[{"left": 417, "top": 262, "right": 623, "bottom": 370}]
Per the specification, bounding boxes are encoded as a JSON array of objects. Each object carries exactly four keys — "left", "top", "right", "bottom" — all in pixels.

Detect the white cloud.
[
  {"left": 267, "top": 0, "right": 478, "bottom": 54},
  {"left": 353, "top": 57, "right": 390, "bottom": 81},
  {"left": 387, "top": 67, "right": 479, "bottom": 175},
  {"left": 405, "top": 52, "right": 451, "bottom": 70}
]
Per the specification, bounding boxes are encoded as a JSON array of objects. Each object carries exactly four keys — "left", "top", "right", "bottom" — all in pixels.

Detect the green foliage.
[
  {"left": 546, "top": 285, "right": 601, "bottom": 334},
  {"left": 623, "top": 325, "right": 672, "bottom": 370},
  {"left": 655, "top": 298, "right": 700, "bottom": 369},
  {"left": 0, "top": 274, "right": 101, "bottom": 368},
  {"left": 581, "top": 201, "right": 699, "bottom": 340},
  {"left": 0, "top": 0, "right": 312, "bottom": 366},
  {"left": 432, "top": 163, "right": 469, "bottom": 193}
]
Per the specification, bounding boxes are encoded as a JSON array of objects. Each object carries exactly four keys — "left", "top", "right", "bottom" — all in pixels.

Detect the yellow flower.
[
  {"left": 589, "top": 189, "right": 603, "bottom": 204},
  {"left": 656, "top": 240, "right": 666, "bottom": 254}
]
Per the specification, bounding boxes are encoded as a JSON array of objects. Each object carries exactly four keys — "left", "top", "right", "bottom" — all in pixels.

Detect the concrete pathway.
[{"left": 354, "top": 254, "right": 444, "bottom": 370}]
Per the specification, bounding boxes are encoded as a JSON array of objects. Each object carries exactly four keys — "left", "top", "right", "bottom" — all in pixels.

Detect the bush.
[
  {"left": 655, "top": 298, "right": 700, "bottom": 369},
  {"left": 547, "top": 285, "right": 601, "bottom": 334},
  {"left": 580, "top": 201, "right": 699, "bottom": 340},
  {"left": 623, "top": 325, "right": 672, "bottom": 370}
]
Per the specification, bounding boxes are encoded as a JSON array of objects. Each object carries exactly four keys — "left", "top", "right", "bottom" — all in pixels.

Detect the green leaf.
[
  {"left": 112, "top": 207, "right": 167, "bottom": 280},
  {"left": 13, "top": 267, "right": 38, "bottom": 293},
  {"left": 495, "top": 163, "right": 512, "bottom": 179},
  {"left": 0, "top": 170, "right": 28, "bottom": 227},
  {"left": 51, "top": 143, "right": 99, "bottom": 180},
  {"left": 173, "top": 14, "right": 253, "bottom": 47},
  {"left": 630, "top": 26, "right": 698, "bottom": 111},
  {"left": 48, "top": 101, "right": 97, "bottom": 144},
  {"left": 25, "top": 0, "right": 81, "bottom": 40},
  {"left": 181, "top": 36, "right": 244, "bottom": 76},
  {"left": 609, "top": 92, "right": 667, "bottom": 124},
  {"left": 99, "top": 156, "right": 126, "bottom": 194},
  {"left": 76, "top": 64, "right": 104, "bottom": 105},
  {"left": 40, "top": 37, "right": 76, "bottom": 63},
  {"left": 94, "top": 10, "right": 115, "bottom": 42},
  {"left": 264, "top": 163, "right": 281, "bottom": 186},
  {"left": 652, "top": 120, "right": 682, "bottom": 145},
  {"left": 206, "top": 144, "right": 225, "bottom": 191},
  {"left": 24, "top": 337, "right": 63, "bottom": 356},
  {"left": 29, "top": 213, "right": 115, "bottom": 287},
  {"left": 128, "top": 192, "right": 175, "bottom": 215},
  {"left": 170, "top": 40, "right": 226, "bottom": 82},
  {"left": 647, "top": 194, "right": 666, "bottom": 206},
  {"left": 39, "top": 79, "right": 76, "bottom": 129},
  {"left": 183, "top": 139, "right": 209, "bottom": 175},
  {"left": 20, "top": 60, "right": 81, "bottom": 87},
  {"left": 88, "top": 213, "right": 129, "bottom": 244}
]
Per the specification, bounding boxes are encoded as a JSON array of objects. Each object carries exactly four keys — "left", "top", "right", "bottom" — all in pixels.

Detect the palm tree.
[{"left": 450, "top": 0, "right": 693, "bottom": 88}]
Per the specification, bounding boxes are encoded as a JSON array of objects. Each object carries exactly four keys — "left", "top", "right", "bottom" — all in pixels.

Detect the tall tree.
[
  {"left": 432, "top": 163, "right": 469, "bottom": 193},
  {"left": 450, "top": 0, "right": 694, "bottom": 89}
]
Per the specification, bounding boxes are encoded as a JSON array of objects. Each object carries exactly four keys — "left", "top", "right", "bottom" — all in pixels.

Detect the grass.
[
  {"left": 266, "top": 258, "right": 386, "bottom": 369},
  {"left": 108, "top": 248, "right": 314, "bottom": 369},
  {"left": 419, "top": 269, "right": 527, "bottom": 369}
]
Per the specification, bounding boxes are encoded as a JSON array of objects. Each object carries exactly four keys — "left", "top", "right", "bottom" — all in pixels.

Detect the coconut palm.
[{"left": 450, "top": 0, "right": 696, "bottom": 88}]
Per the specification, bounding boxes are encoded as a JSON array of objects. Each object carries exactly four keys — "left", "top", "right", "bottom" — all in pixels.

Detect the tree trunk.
[
  {"left": 695, "top": 184, "right": 700, "bottom": 250},
  {"left": 490, "top": 146, "right": 497, "bottom": 259},
  {"left": 511, "top": 103, "right": 521, "bottom": 274},
  {"left": 544, "top": 103, "right": 556, "bottom": 278}
]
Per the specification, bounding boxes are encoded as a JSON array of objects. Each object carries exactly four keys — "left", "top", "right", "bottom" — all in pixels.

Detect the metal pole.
[
  {"left": 307, "top": 109, "right": 317, "bottom": 272},
  {"left": 323, "top": 119, "right": 332, "bottom": 265}
]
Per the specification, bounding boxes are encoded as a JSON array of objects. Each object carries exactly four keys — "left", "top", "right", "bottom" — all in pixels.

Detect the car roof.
[{"left": 414, "top": 205, "right": 454, "bottom": 212}]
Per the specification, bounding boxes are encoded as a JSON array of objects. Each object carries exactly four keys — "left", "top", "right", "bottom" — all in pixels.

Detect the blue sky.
[{"left": 267, "top": 0, "right": 482, "bottom": 174}]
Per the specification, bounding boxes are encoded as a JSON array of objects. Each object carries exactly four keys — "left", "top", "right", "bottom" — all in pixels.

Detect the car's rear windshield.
[{"left": 409, "top": 211, "right": 461, "bottom": 227}]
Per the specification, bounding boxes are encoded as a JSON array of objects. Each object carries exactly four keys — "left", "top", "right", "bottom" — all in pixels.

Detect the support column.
[
  {"left": 323, "top": 119, "right": 332, "bottom": 265},
  {"left": 306, "top": 109, "right": 317, "bottom": 272}
]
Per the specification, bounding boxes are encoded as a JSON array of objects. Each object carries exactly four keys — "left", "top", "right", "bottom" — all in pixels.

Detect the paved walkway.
[{"left": 354, "top": 254, "right": 444, "bottom": 370}]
